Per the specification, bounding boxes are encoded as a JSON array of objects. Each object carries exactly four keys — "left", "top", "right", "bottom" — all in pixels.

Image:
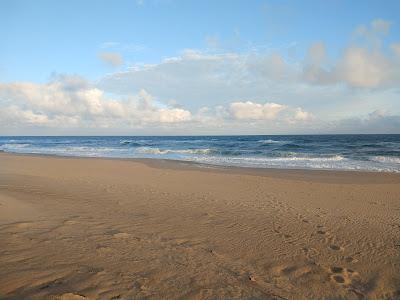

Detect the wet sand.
[{"left": 0, "top": 152, "right": 399, "bottom": 299}]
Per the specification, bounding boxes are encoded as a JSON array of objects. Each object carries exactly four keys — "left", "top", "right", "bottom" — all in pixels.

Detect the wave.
[
  {"left": 258, "top": 139, "right": 290, "bottom": 144},
  {"left": 190, "top": 155, "right": 400, "bottom": 172},
  {"left": 136, "top": 147, "right": 213, "bottom": 155},
  {"left": 1, "top": 136, "right": 400, "bottom": 173},
  {"left": 120, "top": 140, "right": 142, "bottom": 147},
  {"left": 370, "top": 156, "right": 400, "bottom": 164},
  {"left": 0, "top": 144, "right": 119, "bottom": 157},
  {"left": 1, "top": 143, "right": 31, "bottom": 149},
  {"left": 266, "top": 155, "right": 345, "bottom": 162},
  {"left": 205, "top": 155, "right": 346, "bottom": 162},
  {"left": 280, "top": 143, "right": 303, "bottom": 149}
]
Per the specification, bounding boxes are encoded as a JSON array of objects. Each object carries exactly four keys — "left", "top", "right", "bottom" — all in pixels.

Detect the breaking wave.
[
  {"left": 1, "top": 135, "right": 400, "bottom": 172},
  {"left": 370, "top": 156, "right": 400, "bottom": 164},
  {"left": 258, "top": 139, "right": 291, "bottom": 144},
  {"left": 135, "top": 147, "right": 214, "bottom": 155}
]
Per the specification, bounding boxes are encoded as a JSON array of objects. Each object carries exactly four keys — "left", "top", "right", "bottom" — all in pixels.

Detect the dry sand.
[{"left": 0, "top": 152, "right": 399, "bottom": 299}]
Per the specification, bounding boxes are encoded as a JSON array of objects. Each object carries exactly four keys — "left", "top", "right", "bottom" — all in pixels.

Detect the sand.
[{"left": 0, "top": 152, "right": 399, "bottom": 299}]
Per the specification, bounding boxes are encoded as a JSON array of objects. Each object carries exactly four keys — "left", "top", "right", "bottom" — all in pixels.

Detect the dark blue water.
[{"left": 1, "top": 135, "right": 400, "bottom": 172}]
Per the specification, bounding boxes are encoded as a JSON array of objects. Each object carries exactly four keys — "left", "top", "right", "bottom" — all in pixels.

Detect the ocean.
[{"left": 1, "top": 135, "right": 400, "bottom": 172}]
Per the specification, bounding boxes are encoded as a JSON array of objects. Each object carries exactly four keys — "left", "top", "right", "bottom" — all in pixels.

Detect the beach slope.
[{"left": 0, "top": 153, "right": 399, "bottom": 299}]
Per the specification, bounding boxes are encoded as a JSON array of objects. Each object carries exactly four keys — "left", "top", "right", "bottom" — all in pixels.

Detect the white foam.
[
  {"left": 370, "top": 156, "right": 400, "bottom": 164},
  {"left": 1, "top": 144, "right": 120, "bottom": 157},
  {"left": 135, "top": 147, "right": 213, "bottom": 155},
  {"left": 258, "top": 139, "right": 290, "bottom": 144},
  {"left": 273, "top": 155, "right": 345, "bottom": 161},
  {"left": 188, "top": 155, "right": 400, "bottom": 173},
  {"left": 1, "top": 143, "right": 31, "bottom": 149},
  {"left": 2, "top": 140, "right": 400, "bottom": 173}
]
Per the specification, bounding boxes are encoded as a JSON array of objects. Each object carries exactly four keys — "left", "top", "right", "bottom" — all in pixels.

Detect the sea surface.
[{"left": 1, "top": 135, "right": 400, "bottom": 172}]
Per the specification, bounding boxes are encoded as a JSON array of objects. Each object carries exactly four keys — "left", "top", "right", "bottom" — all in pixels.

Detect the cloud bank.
[
  {"left": 0, "top": 74, "right": 319, "bottom": 134},
  {"left": 1, "top": 74, "right": 398, "bottom": 135},
  {"left": 99, "top": 19, "right": 400, "bottom": 103},
  {"left": 0, "top": 76, "right": 192, "bottom": 130},
  {"left": 0, "top": 19, "right": 399, "bottom": 134}
]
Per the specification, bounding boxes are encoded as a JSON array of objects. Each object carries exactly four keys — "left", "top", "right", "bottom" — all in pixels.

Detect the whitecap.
[
  {"left": 135, "top": 147, "right": 213, "bottom": 155},
  {"left": 370, "top": 156, "right": 400, "bottom": 164},
  {"left": 258, "top": 139, "right": 290, "bottom": 144}
]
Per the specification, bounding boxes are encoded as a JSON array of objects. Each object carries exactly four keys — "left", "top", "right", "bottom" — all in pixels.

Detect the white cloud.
[
  {"left": 1, "top": 106, "right": 80, "bottom": 127},
  {"left": 229, "top": 101, "right": 286, "bottom": 120},
  {"left": 0, "top": 76, "right": 192, "bottom": 131},
  {"left": 293, "top": 107, "right": 314, "bottom": 122},
  {"left": 299, "top": 19, "right": 399, "bottom": 89},
  {"left": 0, "top": 76, "right": 398, "bottom": 134},
  {"left": 98, "top": 52, "right": 124, "bottom": 67},
  {"left": 1, "top": 19, "right": 400, "bottom": 134},
  {"left": 355, "top": 19, "right": 391, "bottom": 48},
  {"left": 301, "top": 19, "right": 400, "bottom": 88},
  {"left": 0, "top": 74, "right": 320, "bottom": 134},
  {"left": 99, "top": 20, "right": 400, "bottom": 113},
  {"left": 335, "top": 46, "right": 393, "bottom": 88}
]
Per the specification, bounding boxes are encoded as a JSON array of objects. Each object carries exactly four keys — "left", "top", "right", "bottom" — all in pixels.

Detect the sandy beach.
[{"left": 0, "top": 152, "right": 399, "bottom": 299}]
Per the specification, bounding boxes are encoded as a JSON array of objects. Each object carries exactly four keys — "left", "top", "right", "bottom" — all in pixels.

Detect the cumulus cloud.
[
  {"left": 302, "top": 19, "right": 400, "bottom": 88},
  {"left": 98, "top": 49, "right": 303, "bottom": 112},
  {"left": 227, "top": 101, "right": 315, "bottom": 126},
  {"left": 301, "top": 42, "right": 400, "bottom": 88},
  {"left": 354, "top": 19, "right": 391, "bottom": 48},
  {"left": 335, "top": 46, "right": 393, "bottom": 88},
  {"left": 0, "top": 76, "right": 398, "bottom": 134},
  {"left": 1, "top": 106, "right": 80, "bottom": 127},
  {"left": 1, "top": 19, "right": 399, "bottom": 134},
  {"left": 99, "top": 19, "right": 400, "bottom": 112},
  {"left": 229, "top": 101, "right": 286, "bottom": 120},
  {"left": 292, "top": 107, "right": 314, "bottom": 122},
  {"left": 0, "top": 74, "right": 318, "bottom": 134},
  {"left": 0, "top": 75, "right": 192, "bottom": 130},
  {"left": 98, "top": 52, "right": 124, "bottom": 67}
]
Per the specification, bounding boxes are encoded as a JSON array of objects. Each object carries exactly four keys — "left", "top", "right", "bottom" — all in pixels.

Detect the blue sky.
[{"left": 1, "top": 0, "right": 400, "bottom": 134}]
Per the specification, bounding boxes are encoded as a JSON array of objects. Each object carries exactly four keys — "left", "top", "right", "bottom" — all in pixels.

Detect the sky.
[{"left": 0, "top": 0, "right": 400, "bottom": 135}]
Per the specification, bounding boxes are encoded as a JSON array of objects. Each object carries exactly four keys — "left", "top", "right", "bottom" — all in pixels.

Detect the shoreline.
[
  {"left": 1, "top": 152, "right": 400, "bottom": 184},
  {"left": 1, "top": 152, "right": 399, "bottom": 298}
]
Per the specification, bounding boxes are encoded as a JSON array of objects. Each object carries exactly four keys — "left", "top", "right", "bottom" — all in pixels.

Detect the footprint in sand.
[
  {"left": 96, "top": 245, "right": 112, "bottom": 254},
  {"left": 248, "top": 275, "right": 257, "bottom": 281},
  {"left": 330, "top": 266, "right": 344, "bottom": 273},
  {"left": 329, "top": 266, "right": 359, "bottom": 286},
  {"left": 329, "top": 244, "right": 342, "bottom": 251},
  {"left": 332, "top": 275, "right": 345, "bottom": 283},
  {"left": 345, "top": 256, "right": 353, "bottom": 262}
]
